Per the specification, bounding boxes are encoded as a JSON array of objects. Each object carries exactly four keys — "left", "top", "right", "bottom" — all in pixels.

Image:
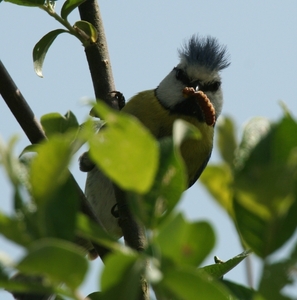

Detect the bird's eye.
[
  {"left": 209, "top": 81, "right": 221, "bottom": 92},
  {"left": 174, "top": 67, "right": 190, "bottom": 85}
]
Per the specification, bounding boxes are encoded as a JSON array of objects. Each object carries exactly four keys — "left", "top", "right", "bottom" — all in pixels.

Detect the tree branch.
[
  {"left": 0, "top": 59, "right": 109, "bottom": 261},
  {"left": 78, "top": 0, "right": 119, "bottom": 110},
  {"left": 78, "top": 2, "right": 148, "bottom": 298},
  {"left": 78, "top": 0, "right": 147, "bottom": 256}
]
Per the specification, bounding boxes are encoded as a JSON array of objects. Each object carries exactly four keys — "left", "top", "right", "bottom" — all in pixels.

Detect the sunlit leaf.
[
  {"left": 75, "top": 213, "right": 121, "bottom": 252},
  {"left": 73, "top": 20, "right": 97, "bottom": 44},
  {"left": 40, "top": 111, "right": 79, "bottom": 137},
  {"left": 154, "top": 214, "right": 215, "bottom": 266},
  {"left": 216, "top": 116, "right": 237, "bottom": 166},
  {"left": 201, "top": 250, "right": 251, "bottom": 278},
  {"left": 29, "top": 135, "right": 73, "bottom": 203},
  {"left": 17, "top": 239, "right": 88, "bottom": 289},
  {"left": 160, "top": 266, "right": 235, "bottom": 300},
  {"left": 129, "top": 136, "right": 186, "bottom": 229},
  {"left": 233, "top": 115, "right": 297, "bottom": 258},
  {"left": 89, "top": 101, "right": 159, "bottom": 194},
  {"left": 200, "top": 164, "right": 233, "bottom": 216},
  {"left": 61, "top": 0, "right": 86, "bottom": 20},
  {"left": 33, "top": 29, "right": 68, "bottom": 77}
]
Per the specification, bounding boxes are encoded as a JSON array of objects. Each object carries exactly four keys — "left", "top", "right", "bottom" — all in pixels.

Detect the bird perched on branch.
[{"left": 80, "top": 34, "right": 230, "bottom": 240}]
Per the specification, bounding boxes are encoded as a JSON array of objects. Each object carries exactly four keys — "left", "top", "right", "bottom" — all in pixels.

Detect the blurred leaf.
[
  {"left": 222, "top": 280, "right": 263, "bottom": 300},
  {"left": 33, "top": 29, "right": 68, "bottom": 77},
  {"left": 154, "top": 214, "right": 215, "bottom": 267},
  {"left": 0, "top": 212, "right": 34, "bottom": 247},
  {"left": 200, "top": 164, "right": 233, "bottom": 216},
  {"left": 37, "top": 176, "right": 79, "bottom": 240},
  {"left": 29, "top": 135, "right": 73, "bottom": 203},
  {"left": 202, "top": 250, "right": 251, "bottom": 278},
  {"left": 73, "top": 20, "right": 97, "bottom": 44},
  {"left": 129, "top": 120, "right": 198, "bottom": 229},
  {"left": 233, "top": 115, "right": 297, "bottom": 257},
  {"left": 87, "top": 292, "right": 102, "bottom": 300},
  {"left": 129, "top": 136, "right": 186, "bottom": 229},
  {"left": 258, "top": 241, "right": 297, "bottom": 300},
  {"left": 0, "top": 136, "right": 28, "bottom": 188},
  {"left": 100, "top": 252, "right": 145, "bottom": 300},
  {"left": 89, "top": 101, "right": 159, "bottom": 194},
  {"left": 0, "top": 273, "right": 56, "bottom": 299},
  {"left": 159, "top": 266, "right": 235, "bottom": 300},
  {"left": 75, "top": 213, "right": 121, "bottom": 252},
  {"left": 172, "top": 119, "right": 201, "bottom": 148},
  {"left": 217, "top": 116, "right": 237, "bottom": 165},
  {"left": 40, "top": 111, "right": 79, "bottom": 137},
  {"left": 234, "top": 117, "right": 271, "bottom": 171},
  {"left": 61, "top": 0, "right": 86, "bottom": 20},
  {"left": 4, "top": 0, "right": 44, "bottom": 6},
  {"left": 17, "top": 239, "right": 88, "bottom": 289}
]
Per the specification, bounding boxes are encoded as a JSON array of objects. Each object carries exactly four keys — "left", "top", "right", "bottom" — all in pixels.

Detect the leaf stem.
[{"left": 39, "top": 3, "right": 86, "bottom": 44}]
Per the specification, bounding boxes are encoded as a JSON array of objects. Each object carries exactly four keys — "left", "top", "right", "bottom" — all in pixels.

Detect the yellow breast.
[{"left": 122, "top": 90, "right": 214, "bottom": 185}]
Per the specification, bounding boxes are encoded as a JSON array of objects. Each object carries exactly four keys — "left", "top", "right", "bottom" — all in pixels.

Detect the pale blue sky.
[{"left": 1, "top": 1, "right": 297, "bottom": 299}]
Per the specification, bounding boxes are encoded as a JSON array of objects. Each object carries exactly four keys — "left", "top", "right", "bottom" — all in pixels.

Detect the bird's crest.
[{"left": 178, "top": 35, "right": 230, "bottom": 71}]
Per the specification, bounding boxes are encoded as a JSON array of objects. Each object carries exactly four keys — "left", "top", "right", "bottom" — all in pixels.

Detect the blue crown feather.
[{"left": 179, "top": 35, "right": 230, "bottom": 71}]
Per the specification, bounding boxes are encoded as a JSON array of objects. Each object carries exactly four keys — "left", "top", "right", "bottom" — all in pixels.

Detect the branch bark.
[
  {"left": 78, "top": 0, "right": 119, "bottom": 110},
  {"left": 78, "top": 2, "right": 148, "bottom": 298},
  {"left": 0, "top": 59, "right": 109, "bottom": 261},
  {"left": 78, "top": 0, "right": 147, "bottom": 256}
]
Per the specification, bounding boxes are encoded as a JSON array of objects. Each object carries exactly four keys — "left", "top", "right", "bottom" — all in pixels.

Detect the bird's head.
[{"left": 156, "top": 35, "right": 230, "bottom": 120}]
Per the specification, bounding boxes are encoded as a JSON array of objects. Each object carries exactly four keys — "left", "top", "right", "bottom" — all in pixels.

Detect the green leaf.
[
  {"left": 0, "top": 135, "right": 28, "bottom": 188},
  {"left": 17, "top": 239, "right": 88, "bottom": 289},
  {"left": 29, "top": 135, "right": 73, "bottom": 203},
  {"left": 0, "top": 273, "right": 56, "bottom": 299},
  {"left": 33, "top": 29, "right": 68, "bottom": 77},
  {"left": 217, "top": 116, "right": 237, "bottom": 166},
  {"left": 233, "top": 115, "right": 297, "bottom": 258},
  {"left": 154, "top": 214, "right": 215, "bottom": 267},
  {"left": 40, "top": 111, "right": 79, "bottom": 137},
  {"left": 73, "top": 20, "right": 97, "bottom": 44},
  {"left": 61, "top": 0, "right": 86, "bottom": 20},
  {"left": 159, "top": 266, "right": 235, "bottom": 300},
  {"left": 258, "top": 242, "right": 297, "bottom": 300},
  {"left": 37, "top": 176, "right": 79, "bottom": 240},
  {"left": 75, "top": 213, "right": 121, "bottom": 252},
  {"left": 89, "top": 101, "right": 159, "bottom": 194},
  {"left": 200, "top": 164, "right": 233, "bottom": 216},
  {"left": 201, "top": 250, "right": 251, "bottom": 278},
  {"left": 222, "top": 280, "right": 263, "bottom": 300},
  {"left": 87, "top": 292, "right": 103, "bottom": 300},
  {"left": 100, "top": 252, "right": 145, "bottom": 300},
  {"left": 129, "top": 136, "right": 186, "bottom": 229},
  {"left": 0, "top": 212, "right": 34, "bottom": 247},
  {"left": 4, "top": 0, "right": 44, "bottom": 7}
]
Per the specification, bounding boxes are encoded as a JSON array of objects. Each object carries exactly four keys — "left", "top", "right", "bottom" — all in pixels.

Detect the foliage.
[
  {"left": 1, "top": 103, "right": 297, "bottom": 299},
  {"left": 1, "top": 0, "right": 297, "bottom": 299}
]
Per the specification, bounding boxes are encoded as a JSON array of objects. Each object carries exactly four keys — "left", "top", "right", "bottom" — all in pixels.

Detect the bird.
[{"left": 80, "top": 34, "right": 230, "bottom": 240}]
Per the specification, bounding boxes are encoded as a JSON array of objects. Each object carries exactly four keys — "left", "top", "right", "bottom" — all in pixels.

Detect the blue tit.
[{"left": 80, "top": 34, "right": 230, "bottom": 238}]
